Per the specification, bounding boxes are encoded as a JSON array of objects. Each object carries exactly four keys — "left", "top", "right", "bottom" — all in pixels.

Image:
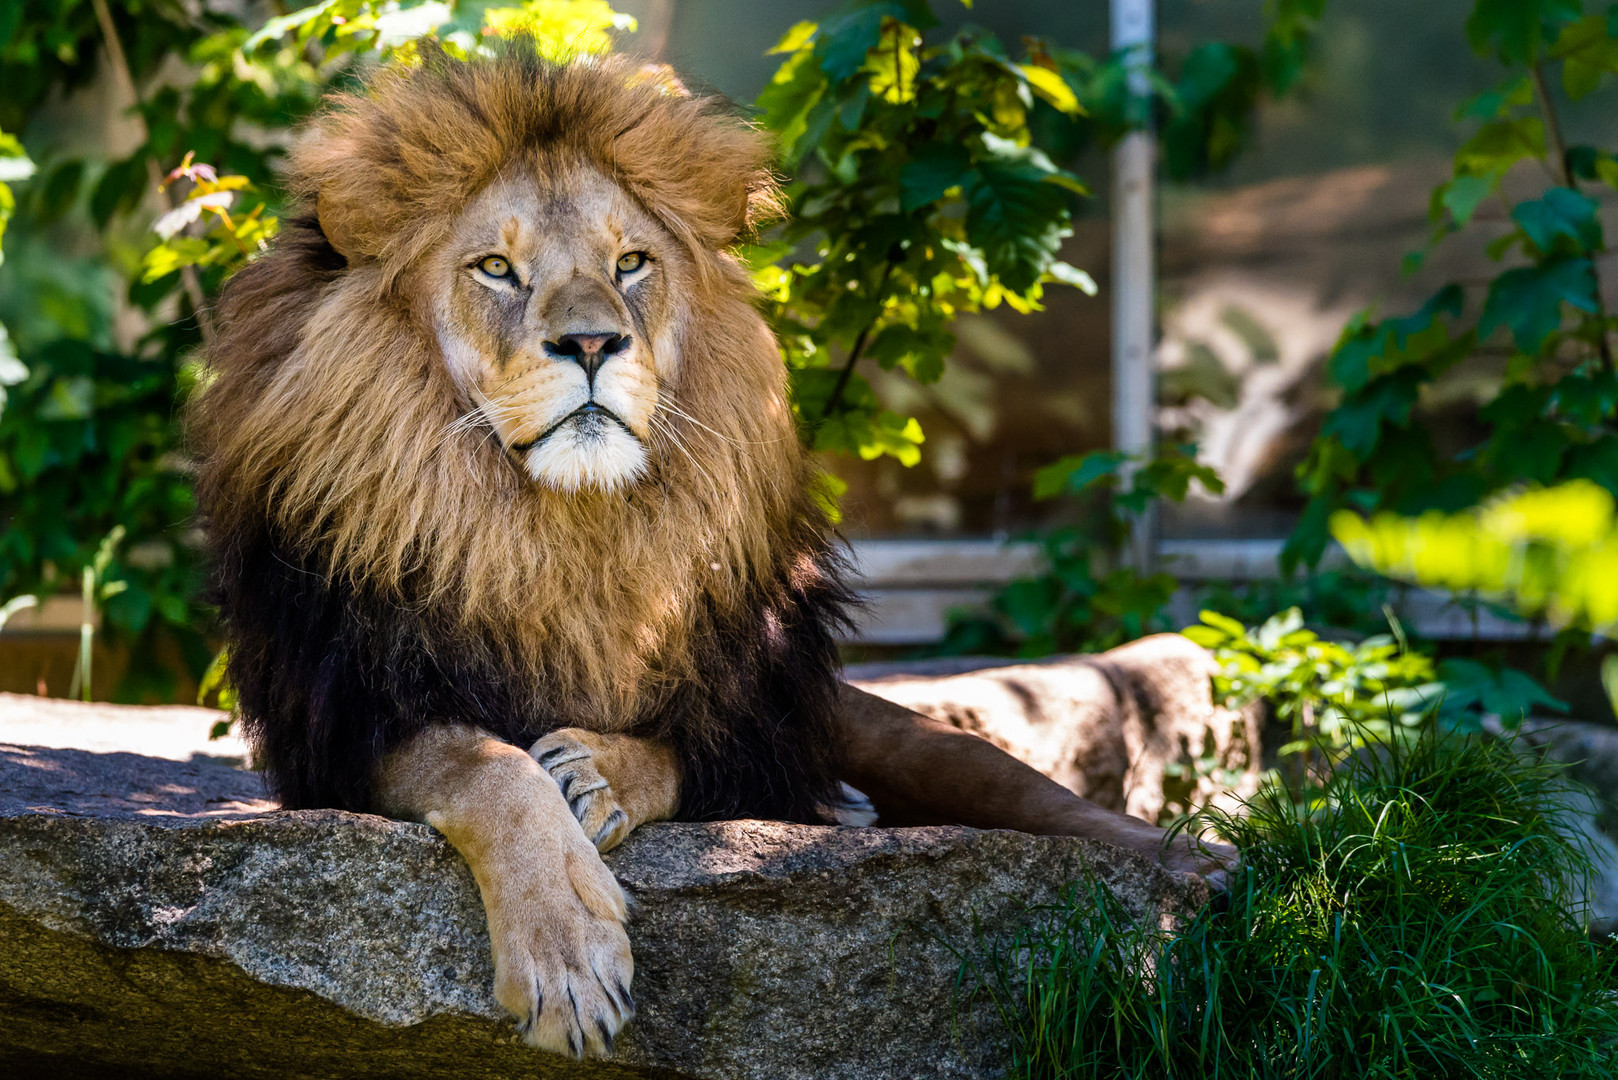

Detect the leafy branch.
[
  {"left": 816, "top": 254, "right": 898, "bottom": 424},
  {"left": 1285, "top": 0, "right": 1618, "bottom": 572},
  {"left": 753, "top": 3, "right": 1097, "bottom": 467}
]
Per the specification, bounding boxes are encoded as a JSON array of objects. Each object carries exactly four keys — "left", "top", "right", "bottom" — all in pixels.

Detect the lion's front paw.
[
  {"left": 531, "top": 730, "right": 631, "bottom": 852},
  {"left": 488, "top": 840, "right": 635, "bottom": 1058}
]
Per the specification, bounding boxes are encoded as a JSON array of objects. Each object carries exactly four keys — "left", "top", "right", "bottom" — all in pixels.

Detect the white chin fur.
[{"left": 524, "top": 420, "right": 648, "bottom": 493}]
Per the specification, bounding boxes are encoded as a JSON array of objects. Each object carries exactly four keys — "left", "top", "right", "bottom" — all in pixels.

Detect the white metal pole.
[{"left": 1111, "top": 0, "right": 1156, "bottom": 572}]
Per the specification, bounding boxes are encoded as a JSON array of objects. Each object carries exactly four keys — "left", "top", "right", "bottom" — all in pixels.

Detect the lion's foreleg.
[
  {"left": 529, "top": 729, "right": 680, "bottom": 851},
  {"left": 834, "top": 684, "right": 1234, "bottom": 882},
  {"left": 374, "top": 725, "right": 634, "bottom": 1057}
]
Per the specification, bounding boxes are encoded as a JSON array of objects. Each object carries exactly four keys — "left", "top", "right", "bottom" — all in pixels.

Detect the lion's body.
[
  {"left": 190, "top": 49, "right": 1229, "bottom": 1058},
  {"left": 193, "top": 52, "right": 854, "bottom": 823}
]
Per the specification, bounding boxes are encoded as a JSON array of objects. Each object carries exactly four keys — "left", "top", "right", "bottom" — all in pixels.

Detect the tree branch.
[
  {"left": 818, "top": 259, "right": 897, "bottom": 423},
  {"left": 1530, "top": 64, "right": 1572, "bottom": 188},
  {"left": 820, "top": 324, "right": 875, "bottom": 424},
  {"left": 1532, "top": 61, "right": 1613, "bottom": 370},
  {"left": 90, "top": 0, "right": 214, "bottom": 345}
]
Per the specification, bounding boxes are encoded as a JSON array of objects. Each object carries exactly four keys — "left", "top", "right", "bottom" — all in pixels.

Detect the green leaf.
[
  {"left": 768, "top": 19, "right": 817, "bottom": 54},
  {"left": 1441, "top": 173, "right": 1495, "bottom": 228},
  {"left": 1282, "top": 493, "right": 1337, "bottom": 572},
  {"left": 1260, "top": 0, "right": 1326, "bottom": 93},
  {"left": 1199, "top": 610, "right": 1249, "bottom": 638},
  {"left": 1437, "top": 658, "right": 1569, "bottom": 719},
  {"left": 899, "top": 142, "right": 972, "bottom": 212},
  {"left": 198, "top": 646, "right": 237, "bottom": 710},
  {"left": 1175, "top": 41, "right": 1241, "bottom": 109},
  {"left": 996, "top": 577, "right": 1059, "bottom": 639},
  {"left": 1047, "top": 261, "right": 1097, "bottom": 295},
  {"left": 815, "top": 5, "right": 892, "bottom": 83},
  {"left": 1454, "top": 118, "right": 1547, "bottom": 179},
  {"left": 814, "top": 405, "right": 924, "bottom": 466},
  {"left": 1456, "top": 76, "right": 1533, "bottom": 121},
  {"left": 808, "top": 470, "right": 848, "bottom": 525},
  {"left": 242, "top": 0, "right": 345, "bottom": 54},
  {"left": 1138, "top": 449, "right": 1225, "bottom": 501},
  {"left": 1019, "top": 64, "right": 1081, "bottom": 116},
  {"left": 1324, "top": 375, "right": 1419, "bottom": 458},
  {"left": 1032, "top": 450, "right": 1128, "bottom": 500},
  {"left": 1181, "top": 624, "right": 1226, "bottom": 647},
  {"left": 1479, "top": 256, "right": 1600, "bottom": 352},
  {"left": 1161, "top": 41, "right": 1262, "bottom": 177},
  {"left": 0, "top": 183, "right": 12, "bottom": 268},
  {"left": 38, "top": 376, "right": 96, "bottom": 421},
  {"left": 90, "top": 154, "right": 149, "bottom": 227},
  {"left": 1254, "top": 607, "right": 1305, "bottom": 650},
  {"left": 140, "top": 236, "right": 213, "bottom": 283},
  {"left": 1466, "top": 0, "right": 1582, "bottom": 64},
  {"left": 755, "top": 49, "right": 827, "bottom": 166},
  {"left": 964, "top": 154, "right": 1072, "bottom": 292},
  {"left": 1328, "top": 326, "right": 1386, "bottom": 396},
  {"left": 1512, "top": 187, "right": 1604, "bottom": 255},
  {"left": 1553, "top": 14, "right": 1618, "bottom": 99},
  {"left": 865, "top": 410, "right": 924, "bottom": 465},
  {"left": 866, "top": 322, "right": 952, "bottom": 382}
]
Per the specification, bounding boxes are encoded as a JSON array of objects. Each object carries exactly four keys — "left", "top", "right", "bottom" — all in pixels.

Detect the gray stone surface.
[
  {"left": 1510, "top": 718, "right": 1618, "bottom": 836},
  {"left": 1490, "top": 718, "right": 1618, "bottom": 936},
  {"left": 0, "top": 691, "right": 252, "bottom": 765},
  {"left": 0, "top": 731, "right": 1206, "bottom": 1080}
]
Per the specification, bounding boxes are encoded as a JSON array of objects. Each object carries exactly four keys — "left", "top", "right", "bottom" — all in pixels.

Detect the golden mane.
[{"left": 193, "top": 49, "right": 817, "bottom": 730}]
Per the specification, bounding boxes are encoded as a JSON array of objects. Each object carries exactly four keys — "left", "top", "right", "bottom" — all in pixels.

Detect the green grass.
[{"left": 966, "top": 731, "right": 1618, "bottom": 1079}]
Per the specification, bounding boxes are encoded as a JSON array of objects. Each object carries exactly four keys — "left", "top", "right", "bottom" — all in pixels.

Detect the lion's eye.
[
  {"left": 615, "top": 251, "right": 647, "bottom": 276},
  {"left": 477, "top": 256, "right": 512, "bottom": 278}
]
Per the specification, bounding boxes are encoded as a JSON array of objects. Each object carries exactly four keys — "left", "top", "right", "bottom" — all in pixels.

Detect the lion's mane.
[{"left": 192, "top": 49, "right": 855, "bottom": 821}]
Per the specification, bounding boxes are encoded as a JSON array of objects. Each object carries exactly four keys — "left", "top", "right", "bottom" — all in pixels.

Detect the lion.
[{"left": 192, "top": 47, "right": 1229, "bottom": 1060}]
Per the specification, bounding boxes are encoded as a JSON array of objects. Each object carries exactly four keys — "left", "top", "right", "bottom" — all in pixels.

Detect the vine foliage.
[{"left": 1287, "top": 0, "right": 1618, "bottom": 574}]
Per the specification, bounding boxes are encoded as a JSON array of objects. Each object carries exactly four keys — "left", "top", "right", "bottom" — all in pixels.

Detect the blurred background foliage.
[
  {"left": 0, "top": 0, "right": 1615, "bottom": 737},
  {"left": 952, "top": 0, "right": 1618, "bottom": 733},
  {"left": 0, "top": 0, "right": 1315, "bottom": 700},
  {"left": 1284, "top": 2, "right": 1618, "bottom": 572}
]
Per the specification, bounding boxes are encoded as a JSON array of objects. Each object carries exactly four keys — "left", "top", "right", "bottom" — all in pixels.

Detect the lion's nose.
[{"left": 546, "top": 332, "right": 629, "bottom": 382}]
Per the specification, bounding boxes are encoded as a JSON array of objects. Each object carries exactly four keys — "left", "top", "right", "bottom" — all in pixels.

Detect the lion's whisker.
[
  {"left": 435, "top": 389, "right": 532, "bottom": 458},
  {"left": 649, "top": 413, "right": 722, "bottom": 506},
  {"left": 657, "top": 396, "right": 787, "bottom": 448}
]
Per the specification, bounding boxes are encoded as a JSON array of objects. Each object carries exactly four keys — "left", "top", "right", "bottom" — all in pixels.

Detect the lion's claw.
[
  {"left": 490, "top": 836, "right": 633, "bottom": 1060},
  {"left": 531, "top": 731, "right": 633, "bottom": 852}
]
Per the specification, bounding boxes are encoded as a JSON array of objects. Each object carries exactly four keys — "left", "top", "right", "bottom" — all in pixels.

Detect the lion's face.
[
  {"left": 203, "top": 54, "right": 812, "bottom": 672},
  {"left": 428, "top": 166, "right": 683, "bottom": 494}
]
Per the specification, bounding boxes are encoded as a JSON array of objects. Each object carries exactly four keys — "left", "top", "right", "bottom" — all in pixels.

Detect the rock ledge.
[{"left": 0, "top": 732, "right": 1205, "bottom": 1080}]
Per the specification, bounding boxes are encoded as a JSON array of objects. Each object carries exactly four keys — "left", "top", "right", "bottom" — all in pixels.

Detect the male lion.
[{"left": 194, "top": 48, "right": 1228, "bottom": 1059}]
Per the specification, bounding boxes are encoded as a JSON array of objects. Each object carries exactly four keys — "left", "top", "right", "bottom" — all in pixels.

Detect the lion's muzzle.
[{"left": 512, "top": 400, "right": 636, "bottom": 454}]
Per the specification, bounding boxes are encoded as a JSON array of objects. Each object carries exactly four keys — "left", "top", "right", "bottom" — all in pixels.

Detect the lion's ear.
[
  {"left": 315, "top": 190, "right": 366, "bottom": 262},
  {"left": 290, "top": 110, "right": 391, "bottom": 263},
  {"left": 614, "top": 108, "right": 779, "bottom": 250}
]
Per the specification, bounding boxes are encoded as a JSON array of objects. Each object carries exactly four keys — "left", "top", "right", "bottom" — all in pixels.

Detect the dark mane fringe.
[
  {"left": 217, "top": 516, "right": 856, "bottom": 822},
  {"left": 654, "top": 523, "right": 858, "bottom": 822}
]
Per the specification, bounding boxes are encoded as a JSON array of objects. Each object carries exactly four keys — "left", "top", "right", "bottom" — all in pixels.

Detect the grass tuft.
[{"left": 966, "top": 730, "right": 1618, "bottom": 1079}]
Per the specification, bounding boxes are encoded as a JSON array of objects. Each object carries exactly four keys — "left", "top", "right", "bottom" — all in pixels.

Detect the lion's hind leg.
[
  {"left": 375, "top": 725, "right": 634, "bottom": 1057},
  {"left": 835, "top": 683, "right": 1238, "bottom": 883},
  {"left": 530, "top": 729, "right": 680, "bottom": 852}
]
